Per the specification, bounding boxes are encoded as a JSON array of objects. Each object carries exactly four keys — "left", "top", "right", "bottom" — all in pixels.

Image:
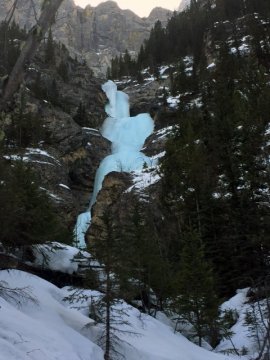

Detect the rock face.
[
  {"left": 178, "top": 0, "right": 191, "bottom": 12},
  {"left": 87, "top": 171, "right": 132, "bottom": 244},
  {"left": 1, "top": 42, "right": 111, "bottom": 231},
  {"left": 0, "top": 0, "right": 172, "bottom": 75}
]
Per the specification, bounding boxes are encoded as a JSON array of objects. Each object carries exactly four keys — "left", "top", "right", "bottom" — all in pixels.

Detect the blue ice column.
[{"left": 74, "top": 80, "right": 155, "bottom": 248}]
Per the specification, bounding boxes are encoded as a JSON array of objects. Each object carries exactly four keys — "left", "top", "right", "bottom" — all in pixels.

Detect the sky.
[{"left": 73, "top": 0, "right": 181, "bottom": 17}]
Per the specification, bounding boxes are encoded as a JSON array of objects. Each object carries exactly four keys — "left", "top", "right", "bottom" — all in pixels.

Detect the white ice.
[{"left": 74, "top": 80, "right": 154, "bottom": 248}]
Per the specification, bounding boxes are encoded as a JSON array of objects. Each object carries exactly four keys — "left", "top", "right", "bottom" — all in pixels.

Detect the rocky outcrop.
[
  {"left": 1, "top": 43, "right": 112, "bottom": 230},
  {"left": 0, "top": 0, "right": 172, "bottom": 75},
  {"left": 87, "top": 171, "right": 132, "bottom": 244}
]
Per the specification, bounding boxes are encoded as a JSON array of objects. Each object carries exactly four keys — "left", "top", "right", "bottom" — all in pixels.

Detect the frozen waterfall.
[{"left": 74, "top": 80, "right": 155, "bottom": 248}]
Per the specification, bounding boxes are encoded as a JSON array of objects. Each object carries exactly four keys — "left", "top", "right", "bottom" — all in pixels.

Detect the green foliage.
[
  {"left": 109, "top": 50, "right": 138, "bottom": 79},
  {"left": 45, "top": 28, "right": 55, "bottom": 65},
  {"left": 121, "top": 201, "right": 171, "bottom": 309},
  {"left": 0, "top": 161, "right": 71, "bottom": 250},
  {"left": 88, "top": 209, "right": 131, "bottom": 360},
  {"left": 172, "top": 230, "right": 219, "bottom": 347},
  {"left": 5, "top": 92, "right": 45, "bottom": 147},
  {"left": 30, "top": 74, "right": 61, "bottom": 108},
  {"left": 0, "top": 20, "right": 27, "bottom": 77},
  {"left": 89, "top": 198, "right": 172, "bottom": 313},
  {"left": 161, "top": 51, "right": 270, "bottom": 297},
  {"left": 73, "top": 102, "right": 86, "bottom": 126},
  {"left": 57, "top": 60, "right": 69, "bottom": 82},
  {"left": 132, "top": 0, "right": 270, "bottom": 75}
]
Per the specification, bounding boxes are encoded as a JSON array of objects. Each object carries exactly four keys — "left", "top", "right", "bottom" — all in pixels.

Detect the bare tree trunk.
[
  {"left": 0, "top": 0, "right": 64, "bottom": 109},
  {"left": 104, "top": 269, "right": 111, "bottom": 360}
]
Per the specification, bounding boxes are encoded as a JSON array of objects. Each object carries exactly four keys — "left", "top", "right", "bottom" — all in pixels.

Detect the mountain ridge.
[{"left": 0, "top": 0, "right": 173, "bottom": 75}]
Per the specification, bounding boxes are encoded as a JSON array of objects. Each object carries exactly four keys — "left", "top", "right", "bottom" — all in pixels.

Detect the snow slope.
[
  {"left": 0, "top": 270, "right": 103, "bottom": 360},
  {"left": 0, "top": 270, "right": 237, "bottom": 360}
]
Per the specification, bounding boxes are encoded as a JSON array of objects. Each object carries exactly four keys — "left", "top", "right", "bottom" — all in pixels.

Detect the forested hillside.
[
  {"left": 102, "top": 0, "right": 270, "bottom": 354},
  {"left": 108, "top": 0, "right": 270, "bottom": 296}
]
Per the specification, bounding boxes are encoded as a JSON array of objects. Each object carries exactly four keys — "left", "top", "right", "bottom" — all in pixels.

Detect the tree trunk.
[
  {"left": 104, "top": 269, "right": 111, "bottom": 360},
  {"left": 0, "top": 0, "right": 64, "bottom": 109}
]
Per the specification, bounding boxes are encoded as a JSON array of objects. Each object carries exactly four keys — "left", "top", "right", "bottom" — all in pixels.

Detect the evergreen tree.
[
  {"left": 57, "top": 60, "right": 69, "bottom": 82},
  {"left": 45, "top": 28, "right": 55, "bottom": 65},
  {"left": 172, "top": 230, "right": 219, "bottom": 347},
  {"left": 161, "top": 48, "right": 270, "bottom": 296},
  {"left": 0, "top": 161, "right": 71, "bottom": 252},
  {"left": 73, "top": 102, "right": 86, "bottom": 126},
  {"left": 88, "top": 208, "right": 132, "bottom": 359},
  {"left": 0, "top": 20, "right": 27, "bottom": 76},
  {"left": 5, "top": 91, "right": 44, "bottom": 147}
]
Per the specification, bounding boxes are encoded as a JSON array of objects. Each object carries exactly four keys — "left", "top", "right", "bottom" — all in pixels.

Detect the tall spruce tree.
[{"left": 172, "top": 230, "right": 219, "bottom": 347}]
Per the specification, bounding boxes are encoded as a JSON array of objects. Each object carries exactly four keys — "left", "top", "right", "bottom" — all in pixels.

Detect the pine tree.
[
  {"left": 172, "top": 230, "right": 219, "bottom": 347},
  {"left": 0, "top": 161, "right": 71, "bottom": 252},
  {"left": 57, "top": 60, "right": 69, "bottom": 82},
  {"left": 73, "top": 102, "right": 86, "bottom": 126},
  {"left": 88, "top": 209, "right": 132, "bottom": 359},
  {"left": 45, "top": 28, "right": 55, "bottom": 65}
]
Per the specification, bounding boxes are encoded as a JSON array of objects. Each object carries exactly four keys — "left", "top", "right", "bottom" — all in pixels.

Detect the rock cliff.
[{"left": 0, "top": 0, "right": 172, "bottom": 75}]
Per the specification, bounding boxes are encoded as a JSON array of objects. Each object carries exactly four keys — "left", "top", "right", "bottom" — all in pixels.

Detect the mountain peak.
[
  {"left": 148, "top": 7, "right": 173, "bottom": 20},
  {"left": 95, "top": 0, "right": 119, "bottom": 9}
]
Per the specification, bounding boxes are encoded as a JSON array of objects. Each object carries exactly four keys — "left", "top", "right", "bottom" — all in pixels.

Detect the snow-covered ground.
[
  {"left": 0, "top": 269, "right": 236, "bottom": 360},
  {"left": 0, "top": 270, "right": 102, "bottom": 360},
  {"left": 1, "top": 242, "right": 267, "bottom": 360},
  {"left": 216, "top": 289, "right": 267, "bottom": 358},
  {"left": 30, "top": 242, "right": 99, "bottom": 274}
]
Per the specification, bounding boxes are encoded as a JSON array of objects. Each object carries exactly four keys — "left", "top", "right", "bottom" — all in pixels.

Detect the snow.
[
  {"left": 3, "top": 155, "right": 55, "bottom": 166},
  {"left": 0, "top": 270, "right": 103, "bottom": 360},
  {"left": 144, "top": 75, "right": 155, "bottom": 81},
  {"left": 126, "top": 152, "right": 165, "bottom": 194},
  {"left": 185, "top": 66, "right": 193, "bottom": 75},
  {"left": 167, "top": 95, "right": 180, "bottom": 108},
  {"left": 39, "top": 187, "right": 62, "bottom": 202},
  {"left": 159, "top": 65, "right": 170, "bottom": 75},
  {"left": 230, "top": 42, "right": 250, "bottom": 55},
  {"left": 82, "top": 127, "right": 100, "bottom": 136},
  {"left": 207, "top": 62, "right": 216, "bottom": 69},
  {"left": 59, "top": 183, "right": 71, "bottom": 190},
  {"left": 216, "top": 289, "right": 265, "bottom": 358},
  {"left": 74, "top": 81, "right": 154, "bottom": 248},
  {"left": 154, "top": 126, "right": 174, "bottom": 140},
  {"left": 25, "top": 148, "right": 56, "bottom": 161},
  {"left": 128, "top": 167, "right": 161, "bottom": 194},
  {"left": 189, "top": 97, "right": 203, "bottom": 108},
  {"left": 0, "top": 270, "right": 236, "bottom": 360},
  {"left": 159, "top": 65, "right": 170, "bottom": 78},
  {"left": 3, "top": 148, "right": 60, "bottom": 166},
  {"left": 30, "top": 242, "right": 93, "bottom": 274},
  {"left": 183, "top": 56, "right": 193, "bottom": 66}
]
